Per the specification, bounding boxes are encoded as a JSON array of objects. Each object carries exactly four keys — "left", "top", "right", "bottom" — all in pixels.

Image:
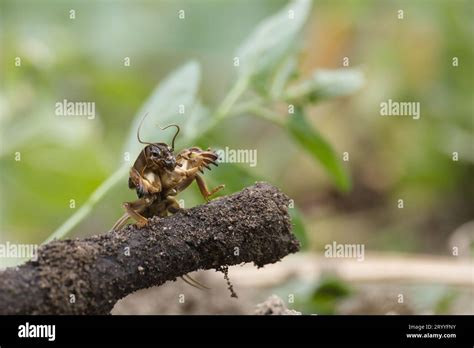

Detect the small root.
[{"left": 217, "top": 266, "right": 238, "bottom": 298}]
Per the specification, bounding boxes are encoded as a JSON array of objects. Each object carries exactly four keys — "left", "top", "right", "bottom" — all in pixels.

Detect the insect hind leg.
[
  {"left": 165, "top": 196, "right": 181, "bottom": 214},
  {"left": 110, "top": 212, "right": 130, "bottom": 232},
  {"left": 181, "top": 274, "right": 210, "bottom": 290},
  {"left": 122, "top": 198, "right": 151, "bottom": 227}
]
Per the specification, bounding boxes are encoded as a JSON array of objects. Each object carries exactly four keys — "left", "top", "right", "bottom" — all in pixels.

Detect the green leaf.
[
  {"left": 287, "top": 109, "right": 351, "bottom": 192},
  {"left": 434, "top": 290, "right": 458, "bottom": 314},
  {"left": 181, "top": 101, "right": 212, "bottom": 142},
  {"left": 236, "top": 0, "right": 311, "bottom": 78},
  {"left": 310, "top": 276, "right": 352, "bottom": 314},
  {"left": 123, "top": 61, "right": 201, "bottom": 159},
  {"left": 285, "top": 68, "right": 364, "bottom": 104},
  {"left": 269, "top": 55, "right": 298, "bottom": 99}
]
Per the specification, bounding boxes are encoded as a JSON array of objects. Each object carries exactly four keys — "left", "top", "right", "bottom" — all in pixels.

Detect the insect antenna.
[
  {"left": 137, "top": 112, "right": 153, "bottom": 145},
  {"left": 159, "top": 124, "right": 180, "bottom": 150}
]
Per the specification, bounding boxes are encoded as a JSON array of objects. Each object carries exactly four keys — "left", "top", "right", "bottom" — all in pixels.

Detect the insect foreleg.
[
  {"left": 195, "top": 174, "right": 224, "bottom": 201},
  {"left": 183, "top": 167, "right": 199, "bottom": 177}
]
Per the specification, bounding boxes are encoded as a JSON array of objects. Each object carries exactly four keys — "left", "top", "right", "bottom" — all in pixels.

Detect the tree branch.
[{"left": 0, "top": 183, "right": 300, "bottom": 315}]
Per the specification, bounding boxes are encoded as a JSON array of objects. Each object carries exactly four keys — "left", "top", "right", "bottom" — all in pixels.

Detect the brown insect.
[{"left": 111, "top": 113, "right": 225, "bottom": 289}]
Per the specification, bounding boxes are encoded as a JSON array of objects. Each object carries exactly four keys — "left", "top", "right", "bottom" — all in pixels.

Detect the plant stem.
[
  {"left": 214, "top": 76, "right": 249, "bottom": 120},
  {"left": 44, "top": 165, "right": 128, "bottom": 243},
  {"left": 247, "top": 105, "right": 286, "bottom": 127}
]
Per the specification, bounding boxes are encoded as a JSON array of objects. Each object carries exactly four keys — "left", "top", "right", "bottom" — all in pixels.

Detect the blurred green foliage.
[
  {"left": 306, "top": 276, "right": 352, "bottom": 314},
  {"left": 1, "top": 0, "right": 473, "bottom": 272},
  {"left": 3, "top": 0, "right": 365, "bottom": 249},
  {"left": 275, "top": 275, "right": 352, "bottom": 314}
]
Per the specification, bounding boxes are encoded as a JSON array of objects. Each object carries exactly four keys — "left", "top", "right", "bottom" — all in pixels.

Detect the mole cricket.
[{"left": 111, "top": 113, "right": 225, "bottom": 289}]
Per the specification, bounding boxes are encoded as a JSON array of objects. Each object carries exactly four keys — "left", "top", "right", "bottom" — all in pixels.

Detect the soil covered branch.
[{"left": 0, "top": 182, "right": 300, "bottom": 315}]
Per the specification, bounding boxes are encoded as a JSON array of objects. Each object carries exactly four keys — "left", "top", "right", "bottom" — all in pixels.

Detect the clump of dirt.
[{"left": 254, "top": 295, "right": 301, "bottom": 315}]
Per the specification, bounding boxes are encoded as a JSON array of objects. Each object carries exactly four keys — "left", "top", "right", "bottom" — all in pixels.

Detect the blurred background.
[{"left": 1, "top": 0, "right": 473, "bottom": 314}]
